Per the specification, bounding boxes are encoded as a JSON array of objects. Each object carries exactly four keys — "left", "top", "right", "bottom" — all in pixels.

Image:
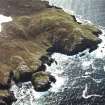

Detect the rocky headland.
[{"left": 0, "top": 0, "right": 102, "bottom": 104}]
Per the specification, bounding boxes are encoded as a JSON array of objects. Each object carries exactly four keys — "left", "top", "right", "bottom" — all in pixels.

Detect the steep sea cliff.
[{"left": 0, "top": 0, "right": 104, "bottom": 105}]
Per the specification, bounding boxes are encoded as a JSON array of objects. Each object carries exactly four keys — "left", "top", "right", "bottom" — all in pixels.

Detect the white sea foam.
[
  {"left": 11, "top": 53, "right": 69, "bottom": 105},
  {"left": 46, "top": 53, "right": 69, "bottom": 92},
  {"left": 82, "top": 84, "right": 102, "bottom": 99},
  {"left": 10, "top": 14, "right": 105, "bottom": 105},
  {"left": 11, "top": 82, "right": 49, "bottom": 105},
  {"left": 0, "top": 15, "right": 12, "bottom": 32},
  {"left": 91, "top": 28, "right": 105, "bottom": 58},
  {"left": 10, "top": 1, "right": 105, "bottom": 104},
  {"left": 82, "top": 61, "right": 93, "bottom": 70},
  {"left": 44, "top": 0, "right": 73, "bottom": 10},
  {"left": 75, "top": 15, "right": 93, "bottom": 25}
]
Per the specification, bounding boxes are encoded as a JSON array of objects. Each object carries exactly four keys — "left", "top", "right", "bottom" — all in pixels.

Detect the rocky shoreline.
[{"left": 0, "top": 0, "right": 102, "bottom": 104}]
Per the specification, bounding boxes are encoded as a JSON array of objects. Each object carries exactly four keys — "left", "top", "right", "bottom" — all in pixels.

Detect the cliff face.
[
  {"left": 1, "top": 7, "right": 101, "bottom": 80},
  {"left": 0, "top": 0, "right": 102, "bottom": 104}
]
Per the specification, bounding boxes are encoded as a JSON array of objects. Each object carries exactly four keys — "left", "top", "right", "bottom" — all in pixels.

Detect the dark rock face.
[
  {"left": 40, "top": 55, "right": 56, "bottom": 66},
  {"left": 0, "top": 6, "right": 101, "bottom": 92},
  {"left": 0, "top": 0, "right": 103, "bottom": 104},
  {"left": 0, "top": 100, "right": 7, "bottom": 105},
  {"left": 0, "top": 71, "right": 11, "bottom": 89},
  {"left": 2, "top": 8, "right": 102, "bottom": 56},
  {"left": 31, "top": 71, "right": 56, "bottom": 92},
  {"left": 0, "top": 90, "right": 16, "bottom": 105},
  {"left": 68, "top": 37, "right": 102, "bottom": 55},
  {"left": 12, "top": 59, "right": 34, "bottom": 83}
]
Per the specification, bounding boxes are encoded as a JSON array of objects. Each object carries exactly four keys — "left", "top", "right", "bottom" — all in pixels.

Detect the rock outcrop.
[
  {"left": 0, "top": 90, "right": 16, "bottom": 105},
  {"left": 0, "top": 0, "right": 102, "bottom": 104},
  {"left": 0, "top": 71, "right": 12, "bottom": 89},
  {"left": 32, "top": 71, "right": 56, "bottom": 91}
]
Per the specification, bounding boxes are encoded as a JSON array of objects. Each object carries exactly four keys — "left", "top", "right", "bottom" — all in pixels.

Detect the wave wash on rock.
[{"left": 0, "top": 0, "right": 102, "bottom": 104}]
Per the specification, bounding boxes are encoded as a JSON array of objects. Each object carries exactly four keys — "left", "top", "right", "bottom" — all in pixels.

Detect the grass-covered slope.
[
  {"left": 0, "top": 7, "right": 102, "bottom": 88},
  {"left": 0, "top": 2, "right": 102, "bottom": 104}
]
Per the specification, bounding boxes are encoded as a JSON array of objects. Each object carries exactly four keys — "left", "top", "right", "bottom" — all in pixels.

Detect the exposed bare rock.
[
  {"left": 0, "top": 0, "right": 102, "bottom": 104},
  {"left": 0, "top": 90, "right": 16, "bottom": 105},
  {"left": 0, "top": 70, "right": 12, "bottom": 89},
  {"left": 31, "top": 71, "right": 56, "bottom": 91},
  {"left": 0, "top": 7, "right": 102, "bottom": 86}
]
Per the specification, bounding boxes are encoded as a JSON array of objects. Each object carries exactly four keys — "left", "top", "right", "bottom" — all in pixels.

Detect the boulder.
[
  {"left": 40, "top": 55, "right": 56, "bottom": 66},
  {"left": 11, "top": 55, "right": 48, "bottom": 83},
  {"left": 0, "top": 6, "right": 102, "bottom": 90},
  {"left": 0, "top": 100, "right": 7, "bottom": 105},
  {"left": 13, "top": 62, "right": 33, "bottom": 83},
  {"left": 0, "top": 90, "right": 16, "bottom": 105},
  {"left": 31, "top": 71, "right": 56, "bottom": 92}
]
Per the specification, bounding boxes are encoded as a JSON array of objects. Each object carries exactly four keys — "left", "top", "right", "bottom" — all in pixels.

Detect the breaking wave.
[{"left": 10, "top": 16, "right": 105, "bottom": 104}]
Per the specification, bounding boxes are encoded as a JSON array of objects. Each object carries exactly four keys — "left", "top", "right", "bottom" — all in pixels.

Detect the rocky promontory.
[{"left": 0, "top": 0, "right": 102, "bottom": 104}]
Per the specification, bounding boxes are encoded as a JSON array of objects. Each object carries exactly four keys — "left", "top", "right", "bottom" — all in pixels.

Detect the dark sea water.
[
  {"left": 48, "top": 0, "right": 105, "bottom": 27},
  {"left": 70, "top": 0, "right": 105, "bottom": 27},
  {"left": 10, "top": 0, "right": 105, "bottom": 105}
]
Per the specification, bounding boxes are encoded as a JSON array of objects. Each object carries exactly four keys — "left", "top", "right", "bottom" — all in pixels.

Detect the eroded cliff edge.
[{"left": 0, "top": 0, "right": 102, "bottom": 104}]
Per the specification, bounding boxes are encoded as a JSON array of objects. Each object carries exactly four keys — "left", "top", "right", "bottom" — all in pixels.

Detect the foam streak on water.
[
  {"left": 82, "top": 84, "right": 102, "bottom": 99},
  {"left": 10, "top": 1, "right": 105, "bottom": 104},
  {"left": 11, "top": 25, "right": 105, "bottom": 105},
  {"left": 11, "top": 53, "right": 69, "bottom": 105}
]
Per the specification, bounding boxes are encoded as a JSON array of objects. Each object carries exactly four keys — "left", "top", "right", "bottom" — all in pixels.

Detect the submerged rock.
[
  {"left": 40, "top": 55, "right": 56, "bottom": 66},
  {"left": 31, "top": 71, "right": 56, "bottom": 91}
]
